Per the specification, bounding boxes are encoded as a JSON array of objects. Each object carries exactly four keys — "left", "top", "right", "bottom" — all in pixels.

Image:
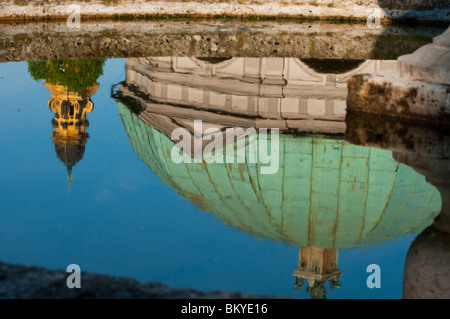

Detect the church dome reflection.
[
  {"left": 117, "top": 101, "right": 441, "bottom": 249},
  {"left": 114, "top": 56, "right": 441, "bottom": 298}
]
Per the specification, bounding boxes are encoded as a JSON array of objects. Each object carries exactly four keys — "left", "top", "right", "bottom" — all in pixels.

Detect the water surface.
[{"left": 0, "top": 24, "right": 445, "bottom": 298}]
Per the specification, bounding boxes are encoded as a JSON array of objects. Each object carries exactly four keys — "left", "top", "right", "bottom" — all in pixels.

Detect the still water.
[{"left": 0, "top": 35, "right": 445, "bottom": 298}]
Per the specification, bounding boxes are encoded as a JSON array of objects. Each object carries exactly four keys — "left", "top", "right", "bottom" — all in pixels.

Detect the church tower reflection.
[
  {"left": 28, "top": 59, "right": 104, "bottom": 186},
  {"left": 45, "top": 82, "right": 98, "bottom": 185}
]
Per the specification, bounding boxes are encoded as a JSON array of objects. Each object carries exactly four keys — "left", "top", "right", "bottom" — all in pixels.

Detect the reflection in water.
[
  {"left": 113, "top": 57, "right": 441, "bottom": 298},
  {"left": 293, "top": 247, "right": 341, "bottom": 299},
  {"left": 117, "top": 57, "right": 398, "bottom": 134},
  {"left": 27, "top": 60, "right": 104, "bottom": 187},
  {"left": 299, "top": 59, "right": 365, "bottom": 74},
  {"left": 45, "top": 83, "right": 97, "bottom": 184},
  {"left": 345, "top": 111, "right": 450, "bottom": 298},
  {"left": 345, "top": 111, "right": 449, "bottom": 232}
]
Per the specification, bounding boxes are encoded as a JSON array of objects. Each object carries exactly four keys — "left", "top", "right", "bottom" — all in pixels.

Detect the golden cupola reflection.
[
  {"left": 27, "top": 59, "right": 105, "bottom": 188},
  {"left": 293, "top": 247, "right": 342, "bottom": 299},
  {"left": 44, "top": 82, "right": 99, "bottom": 187}
]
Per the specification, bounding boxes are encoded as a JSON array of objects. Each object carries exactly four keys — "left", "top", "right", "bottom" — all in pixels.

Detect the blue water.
[{"left": 0, "top": 59, "right": 421, "bottom": 299}]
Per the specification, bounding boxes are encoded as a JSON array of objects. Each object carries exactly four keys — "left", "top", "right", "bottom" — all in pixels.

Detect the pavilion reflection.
[
  {"left": 293, "top": 247, "right": 341, "bottom": 299},
  {"left": 113, "top": 56, "right": 441, "bottom": 298}
]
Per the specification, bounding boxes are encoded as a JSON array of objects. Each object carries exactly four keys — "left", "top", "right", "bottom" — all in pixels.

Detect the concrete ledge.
[{"left": 1, "top": 0, "right": 449, "bottom": 23}]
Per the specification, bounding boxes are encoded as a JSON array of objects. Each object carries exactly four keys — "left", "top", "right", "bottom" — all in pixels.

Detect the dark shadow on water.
[
  {"left": 345, "top": 111, "right": 450, "bottom": 298},
  {"left": 299, "top": 59, "right": 366, "bottom": 74}
]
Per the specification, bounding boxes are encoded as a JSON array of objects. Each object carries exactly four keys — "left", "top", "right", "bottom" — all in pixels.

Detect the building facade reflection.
[{"left": 120, "top": 57, "right": 397, "bottom": 134}]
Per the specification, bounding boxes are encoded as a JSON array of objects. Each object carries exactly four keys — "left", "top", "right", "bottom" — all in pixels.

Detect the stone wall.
[
  {"left": 0, "top": 21, "right": 444, "bottom": 62},
  {"left": 1, "top": 0, "right": 449, "bottom": 22}
]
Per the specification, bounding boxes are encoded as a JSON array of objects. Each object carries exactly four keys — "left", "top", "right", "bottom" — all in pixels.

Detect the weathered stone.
[
  {"left": 347, "top": 73, "right": 450, "bottom": 123},
  {"left": 347, "top": 26, "right": 450, "bottom": 123},
  {"left": 0, "top": 21, "right": 443, "bottom": 62},
  {"left": 398, "top": 27, "right": 450, "bottom": 85},
  {"left": 1, "top": 0, "right": 449, "bottom": 23}
]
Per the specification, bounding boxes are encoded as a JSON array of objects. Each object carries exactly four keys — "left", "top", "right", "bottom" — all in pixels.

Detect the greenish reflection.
[
  {"left": 28, "top": 59, "right": 105, "bottom": 93},
  {"left": 116, "top": 100, "right": 441, "bottom": 298}
]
